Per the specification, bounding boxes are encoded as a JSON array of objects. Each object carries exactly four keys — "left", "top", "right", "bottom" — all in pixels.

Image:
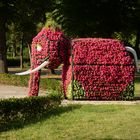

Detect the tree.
[
  {"left": 52, "top": 0, "right": 140, "bottom": 57},
  {"left": 118, "top": 0, "right": 140, "bottom": 57},
  {"left": 0, "top": 0, "right": 53, "bottom": 73},
  {"left": 0, "top": 0, "right": 15, "bottom": 73},
  {"left": 0, "top": 16, "right": 7, "bottom": 73},
  {"left": 52, "top": 0, "right": 123, "bottom": 37}
]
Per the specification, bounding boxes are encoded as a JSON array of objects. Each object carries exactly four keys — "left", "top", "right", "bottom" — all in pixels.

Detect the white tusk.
[
  {"left": 125, "top": 46, "right": 139, "bottom": 72},
  {"left": 15, "top": 61, "right": 49, "bottom": 75}
]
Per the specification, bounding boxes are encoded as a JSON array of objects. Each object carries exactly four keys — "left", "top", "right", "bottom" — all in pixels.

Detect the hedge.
[
  {"left": 0, "top": 94, "right": 62, "bottom": 131},
  {"left": 7, "top": 58, "right": 30, "bottom": 67}
]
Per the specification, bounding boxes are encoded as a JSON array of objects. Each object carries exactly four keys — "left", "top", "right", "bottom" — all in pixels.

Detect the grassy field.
[{"left": 0, "top": 104, "right": 140, "bottom": 140}]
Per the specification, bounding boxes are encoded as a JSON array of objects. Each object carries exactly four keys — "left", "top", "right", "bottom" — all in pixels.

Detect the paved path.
[{"left": 0, "top": 85, "right": 46, "bottom": 99}]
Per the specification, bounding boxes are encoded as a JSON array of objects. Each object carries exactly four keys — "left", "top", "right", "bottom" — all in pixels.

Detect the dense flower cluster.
[
  {"left": 63, "top": 38, "right": 135, "bottom": 100},
  {"left": 72, "top": 38, "right": 133, "bottom": 65},
  {"left": 31, "top": 27, "right": 66, "bottom": 68},
  {"left": 28, "top": 27, "right": 69, "bottom": 96}
]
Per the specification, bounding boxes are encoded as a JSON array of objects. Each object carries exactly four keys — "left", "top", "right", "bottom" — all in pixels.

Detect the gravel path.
[
  {"left": 0, "top": 84, "right": 140, "bottom": 105},
  {"left": 61, "top": 99, "right": 140, "bottom": 105}
]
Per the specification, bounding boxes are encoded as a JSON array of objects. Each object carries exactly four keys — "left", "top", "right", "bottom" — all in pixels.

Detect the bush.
[
  {"left": 7, "top": 57, "right": 30, "bottom": 67},
  {"left": 0, "top": 95, "right": 62, "bottom": 131},
  {"left": 7, "top": 57, "right": 20, "bottom": 66}
]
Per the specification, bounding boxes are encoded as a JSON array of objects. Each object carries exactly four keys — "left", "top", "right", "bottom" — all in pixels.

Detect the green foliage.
[
  {"left": 0, "top": 73, "right": 61, "bottom": 92},
  {"left": 52, "top": 0, "right": 123, "bottom": 37},
  {"left": 73, "top": 80, "right": 85, "bottom": 99},
  {"left": 51, "top": 0, "right": 140, "bottom": 53},
  {"left": 113, "top": 32, "right": 136, "bottom": 46},
  {"left": 7, "top": 57, "right": 30, "bottom": 67},
  {"left": 0, "top": 0, "right": 54, "bottom": 73},
  {"left": 121, "top": 84, "right": 135, "bottom": 100},
  {"left": 135, "top": 77, "right": 140, "bottom": 83},
  {"left": 45, "top": 12, "right": 61, "bottom": 30},
  {"left": 40, "top": 78, "right": 61, "bottom": 92},
  {"left": 7, "top": 57, "right": 20, "bottom": 66},
  {"left": 0, "top": 95, "right": 61, "bottom": 131},
  {"left": 67, "top": 82, "right": 73, "bottom": 99},
  {"left": 67, "top": 80, "right": 85, "bottom": 100},
  {"left": 0, "top": 74, "right": 29, "bottom": 87}
]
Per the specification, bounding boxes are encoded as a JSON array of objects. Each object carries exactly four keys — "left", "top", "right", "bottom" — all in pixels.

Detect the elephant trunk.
[
  {"left": 28, "top": 70, "right": 41, "bottom": 96},
  {"left": 15, "top": 60, "right": 49, "bottom": 96},
  {"left": 28, "top": 59, "right": 43, "bottom": 96}
]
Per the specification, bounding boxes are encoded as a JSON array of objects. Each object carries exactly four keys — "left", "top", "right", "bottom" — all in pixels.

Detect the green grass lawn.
[{"left": 1, "top": 104, "right": 140, "bottom": 140}]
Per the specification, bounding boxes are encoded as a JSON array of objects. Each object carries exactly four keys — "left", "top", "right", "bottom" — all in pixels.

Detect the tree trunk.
[
  {"left": 12, "top": 42, "right": 17, "bottom": 58},
  {"left": 135, "top": 31, "right": 140, "bottom": 59},
  {"left": 50, "top": 69, "right": 56, "bottom": 74},
  {"left": 0, "top": 17, "right": 8, "bottom": 73},
  {"left": 27, "top": 43, "right": 31, "bottom": 65},
  {"left": 20, "top": 34, "right": 23, "bottom": 69}
]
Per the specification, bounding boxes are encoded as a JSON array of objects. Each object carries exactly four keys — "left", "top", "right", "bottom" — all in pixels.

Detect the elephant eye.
[{"left": 36, "top": 44, "right": 42, "bottom": 51}]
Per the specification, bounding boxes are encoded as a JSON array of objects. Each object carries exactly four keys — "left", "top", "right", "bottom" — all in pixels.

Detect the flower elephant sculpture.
[{"left": 16, "top": 27, "right": 139, "bottom": 100}]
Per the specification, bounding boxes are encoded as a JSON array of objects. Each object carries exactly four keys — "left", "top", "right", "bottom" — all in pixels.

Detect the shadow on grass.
[
  {"left": 135, "top": 77, "right": 140, "bottom": 83},
  {"left": 0, "top": 104, "right": 81, "bottom": 132},
  {"left": 134, "top": 77, "right": 140, "bottom": 99}
]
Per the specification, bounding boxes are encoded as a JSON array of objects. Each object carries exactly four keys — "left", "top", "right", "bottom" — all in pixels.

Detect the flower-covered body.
[
  {"left": 63, "top": 38, "right": 135, "bottom": 100},
  {"left": 29, "top": 28, "right": 135, "bottom": 100}
]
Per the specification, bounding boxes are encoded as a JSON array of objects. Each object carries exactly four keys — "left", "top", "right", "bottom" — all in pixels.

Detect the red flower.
[{"left": 29, "top": 28, "right": 135, "bottom": 100}]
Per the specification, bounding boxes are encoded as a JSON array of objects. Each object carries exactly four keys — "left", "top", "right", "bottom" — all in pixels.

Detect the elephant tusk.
[
  {"left": 15, "top": 61, "right": 49, "bottom": 75},
  {"left": 125, "top": 46, "right": 139, "bottom": 72}
]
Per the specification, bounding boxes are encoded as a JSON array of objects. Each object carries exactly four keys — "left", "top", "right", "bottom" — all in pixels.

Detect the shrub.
[
  {"left": 7, "top": 57, "right": 30, "bottom": 67},
  {"left": 0, "top": 95, "right": 62, "bottom": 131}
]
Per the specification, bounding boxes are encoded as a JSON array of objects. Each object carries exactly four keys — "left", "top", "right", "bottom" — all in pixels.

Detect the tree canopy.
[
  {"left": 52, "top": 0, "right": 140, "bottom": 38},
  {"left": 52, "top": 0, "right": 140, "bottom": 57},
  {"left": 0, "top": 0, "right": 140, "bottom": 73}
]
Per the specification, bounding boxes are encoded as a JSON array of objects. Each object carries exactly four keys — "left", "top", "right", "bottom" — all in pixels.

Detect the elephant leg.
[{"left": 28, "top": 70, "right": 41, "bottom": 96}]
